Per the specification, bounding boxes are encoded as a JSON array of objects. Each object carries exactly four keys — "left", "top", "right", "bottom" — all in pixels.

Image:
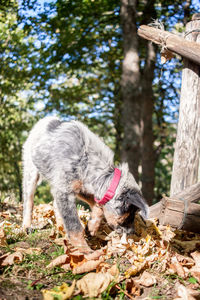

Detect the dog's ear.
[{"left": 127, "top": 191, "right": 149, "bottom": 219}]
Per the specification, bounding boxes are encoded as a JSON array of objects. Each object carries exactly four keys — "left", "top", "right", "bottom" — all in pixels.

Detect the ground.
[{"left": 0, "top": 197, "right": 200, "bottom": 300}]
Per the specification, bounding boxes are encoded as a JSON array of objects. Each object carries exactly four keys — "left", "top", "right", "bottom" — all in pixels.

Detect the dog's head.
[
  {"left": 102, "top": 168, "right": 148, "bottom": 234},
  {"left": 103, "top": 188, "right": 148, "bottom": 234}
]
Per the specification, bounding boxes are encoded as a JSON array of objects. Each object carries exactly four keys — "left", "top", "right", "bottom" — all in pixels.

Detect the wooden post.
[{"left": 170, "top": 14, "right": 200, "bottom": 196}]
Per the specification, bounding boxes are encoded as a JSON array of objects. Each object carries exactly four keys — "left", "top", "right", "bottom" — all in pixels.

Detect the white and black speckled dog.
[{"left": 22, "top": 117, "right": 148, "bottom": 252}]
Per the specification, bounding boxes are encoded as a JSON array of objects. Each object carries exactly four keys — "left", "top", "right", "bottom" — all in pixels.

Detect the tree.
[
  {"left": 0, "top": 1, "right": 35, "bottom": 200},
  {"left": 2, "top": 0, "right": 199, "bottom": 204}
]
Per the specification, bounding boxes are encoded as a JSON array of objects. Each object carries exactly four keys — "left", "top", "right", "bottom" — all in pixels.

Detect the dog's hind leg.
[
  {"left": 52, "top": 189, "right": 92, "bottom": 253},
  {"left": 22, "top": 161, "right": 39, "bottom": 229}
]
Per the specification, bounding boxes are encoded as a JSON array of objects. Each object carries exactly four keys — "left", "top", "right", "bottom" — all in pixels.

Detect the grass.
[{"left": 1, "top": 199, "right": 200, "bottom": 299}]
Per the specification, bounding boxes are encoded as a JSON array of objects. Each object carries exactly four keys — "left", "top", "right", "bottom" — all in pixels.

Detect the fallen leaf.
[
  {"left": 126, "top": 278, "right": 142, "bottom": 297},
  {"left": 161, "top": 49, "right": 174, "bottom": 64},
  {"left": 84, "top": 248, "right": 104, "bottom": 261},
  {"left": 73, "top": 259, "right": 102, "bottom": 274},
  {"left": 169, "top": 262, "right": 186, "bottom": 279},
  {"left": 0, "top": 228, "right": 7, "bottom": 247},
  {"left": 76, "top": 272, "right": 113, "bottom": 297},
  {"left": 61, "top": 263, "right": 71, "bottom": 271},
  {"left": 125, "top": 261, "right": 146, "bottom": 278},
  {"left": 190, "top": 270, "right": 200, "bottom": 284},
  {"left": 136, "top": 271, "right": 157, "bottom": 287},
  {"left": 108, "top": 264, "right": 119, "bottom": 278},
  {"left": 174, "top": 283, "right": 196, "bottom": 300},
  {"left": 1, "top": 251, "right": 23, "bottom": 266},
  {"left": 0, "top": 211, "right": 11, "bottom": 219},
  {"left": 14, "top": 247, "right": 42, "bottom": 255},
  {"left": 42, "top": 280, "right": 75, "bottom": 300},
  {"left": 191, "top": 251, "right": 200, "bottom": 267},
  {"left": 47, "top": 254, "right": 69, "bottom": 269}
]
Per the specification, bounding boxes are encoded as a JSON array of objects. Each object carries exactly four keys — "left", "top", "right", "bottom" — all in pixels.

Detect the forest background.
[{"left": 1, "top": 0, "right": 200, "bottom": 206}]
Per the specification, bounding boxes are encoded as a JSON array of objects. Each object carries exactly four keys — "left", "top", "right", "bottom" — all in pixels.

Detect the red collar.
[{"left": 94, "top": 168, "right": 121, "bottom": 205}]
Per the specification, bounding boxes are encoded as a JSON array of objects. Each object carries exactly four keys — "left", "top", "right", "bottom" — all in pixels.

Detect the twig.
[
  {"left": 30, "top": 271, "right": 68, "bottom": 287},
  {"left": 115, "top": 284, "right": 135, "bottom": 300}
]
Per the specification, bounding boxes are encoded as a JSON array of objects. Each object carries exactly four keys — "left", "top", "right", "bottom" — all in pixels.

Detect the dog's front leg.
[
  {"left": 87, "top": 204, "right": 103, "bottom": 236},
  {"left": 53, "top": 190, "right": 92, "bottom": 253}
]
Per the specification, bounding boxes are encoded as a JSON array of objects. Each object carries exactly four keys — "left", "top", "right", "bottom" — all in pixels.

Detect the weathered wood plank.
[
  {"left": 137, "top": 23, "right": 200, "bottom": 65},
  {"left": 170, "top": 15, "right": 200, "bottom": 195},
  {"left": 149, "top": 181, "right": 200, "bottom": 232},
  {"left": 149, "top": 196, "right": 200, "bottom": 233}
]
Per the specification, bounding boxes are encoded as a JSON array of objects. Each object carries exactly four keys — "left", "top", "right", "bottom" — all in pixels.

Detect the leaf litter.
[{"left": 1, "top": 199, "right": 200, "bottom": 299}]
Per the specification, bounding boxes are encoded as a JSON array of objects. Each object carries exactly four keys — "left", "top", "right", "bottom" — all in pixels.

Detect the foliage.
[
  {"left": 0, "top": 0, "right": 200, "bottom": 202},
  {"left": 0, "top": 1, "right": 36, "bottom": 200}
]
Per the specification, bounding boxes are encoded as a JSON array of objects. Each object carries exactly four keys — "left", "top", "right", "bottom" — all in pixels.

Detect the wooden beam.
[
  {"left": 149, "top": 181, "right": 200, "bottom": 233},
  {"left": 137, "top": 22, "right": 200, "bottom": 66}
]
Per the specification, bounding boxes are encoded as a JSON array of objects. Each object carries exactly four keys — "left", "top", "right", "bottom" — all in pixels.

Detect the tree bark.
[
  {"left": 141, "top": 41, "right": 156, "bottom": 205},
  {"left": 170, "top": 14, "right": 200, "bottom": 195},
  {"left": 120, "top": 0, "right": 141, "bottom": 182}
]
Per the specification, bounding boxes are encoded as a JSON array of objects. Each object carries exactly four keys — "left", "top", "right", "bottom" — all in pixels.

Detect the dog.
[{"left": 22, "top": 117, "right": 148, "bottom": 253}]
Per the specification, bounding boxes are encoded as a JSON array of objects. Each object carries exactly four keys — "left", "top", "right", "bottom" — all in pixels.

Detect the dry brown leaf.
[
  {"left": 161, "top": 49, "right": 174, "bottom": 64},
  {"left": 191, "top": 251, "right": 200, "bottom": 267},
  {"left": 73, "top": 259, "right": 102, "bottom": 274},
  {"left": 42, "top": 281, "right": 75, "bottom": 300},
  {"left": 49, "top": 228, "right": 57, "bottom": 240},
  {"left": 174, "top": 283, "right": 196, "bottom": 300},
  {"left": 189, "top": 251, "right": 200, "bottom": 283},
  {"left": 136, "top": 271, "right": 157, "bottom": 287},
  {"left": 175, "top": 253, "right": 194, "bottom": 267},
  {"left": 47, "top": 254, "right": 69, "bottom": 269},
  {"left": 0, "top": 211, "right": 11, "bottom": 219},
  {"left": 76, "top": 272, "right": 113, "bottom": 297},
  {"left": 125, "top": 261, "right": 146, "bottom": 278},
  {"left": 169, "top": 262, "right": 186, "bottom": 279},
  {"left": 0, "top": 228, "right": 7, "bottom": 247},
  {"left": 108, "top": 264, "right": 119, "bottom": 278},
  {"left": 54, "top": 238, "right": 65, "bottom": 247},
  {"left": 126, "top": 279, "right": 142, "bottom": 297},
  {"left": 61, "top": 263, "right": 71, "bottom": 272},
  {"left": 14, "top": 247, "right": 42, "bottom": 255},
  {"left": 84, "top": 248, "right": 104, "bottom": 261},
  {"left": 1, "top": 251, "right": 23, "bottom": 266},
  {"left": 70, "top": 253, "right": 86, "bottom": 269},
  {"left": 190, "top": 270, "right": 200, "bottom": 284},
  {"left": 0, "top": 253, "right": 10, "bottom": 265},
  {"left": 160, "top": 225, "right": 176, "bottom": 242}
]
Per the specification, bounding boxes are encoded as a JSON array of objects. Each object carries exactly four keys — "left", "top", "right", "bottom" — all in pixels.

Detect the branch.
[{"left": 137, "top": 25, "right": 200, "bottom": 65}]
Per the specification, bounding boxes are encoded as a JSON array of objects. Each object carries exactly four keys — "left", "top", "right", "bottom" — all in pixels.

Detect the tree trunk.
[
  {"left": 120, "top": 0, "right": 141, "bottom": 182},
  {"left": 141, "top": 41, "right": 156, "bottom": 205},
  {"left": 170, "top": 14, "right": 200, "bottom": 196}
]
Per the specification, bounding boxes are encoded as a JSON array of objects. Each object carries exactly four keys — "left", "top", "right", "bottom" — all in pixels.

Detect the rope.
[{"left": 159, "top": 32, "right": 171, "bottom": 52}]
